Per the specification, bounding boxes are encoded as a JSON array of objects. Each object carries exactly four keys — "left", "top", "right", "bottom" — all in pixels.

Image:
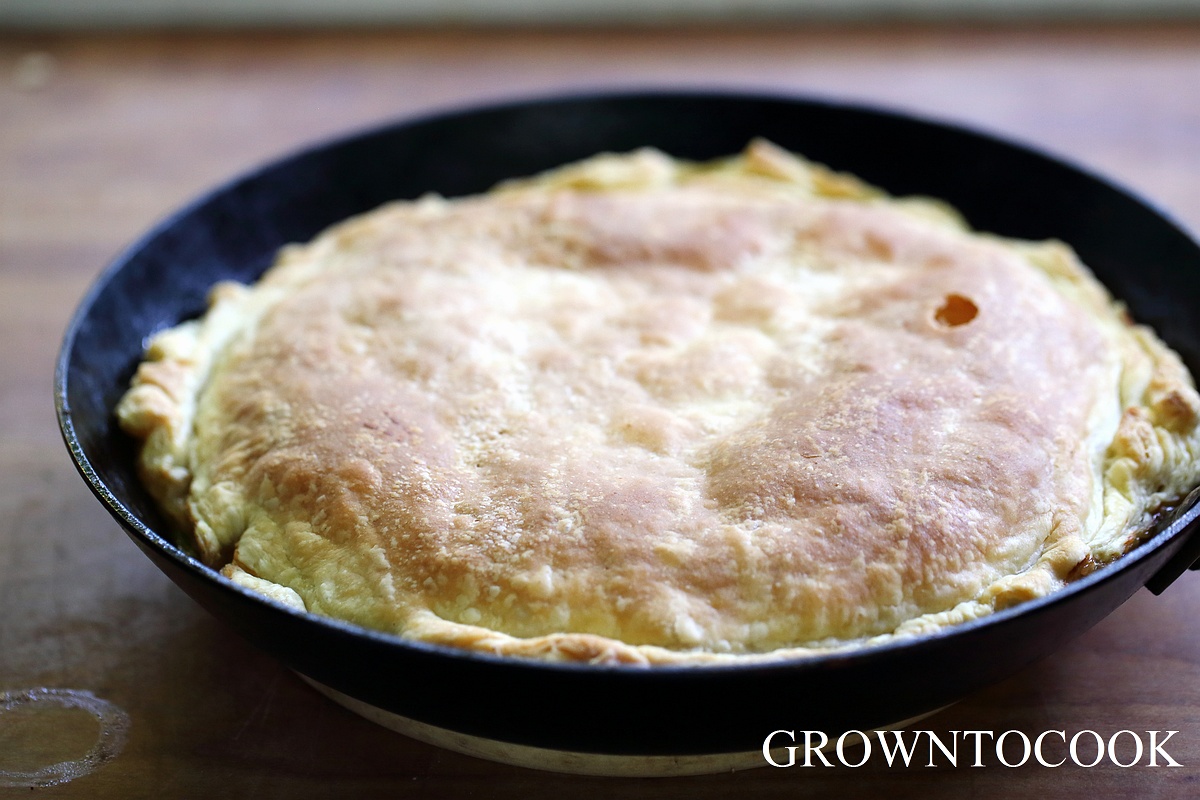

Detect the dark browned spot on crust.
[{"left": 934, "top": 294, "right": 979, "bottom": 327}]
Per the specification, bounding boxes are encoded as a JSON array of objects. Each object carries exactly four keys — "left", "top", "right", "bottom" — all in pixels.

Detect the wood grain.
[{"left": 4, "top": 25, "right": 1200, "bottom": 798}]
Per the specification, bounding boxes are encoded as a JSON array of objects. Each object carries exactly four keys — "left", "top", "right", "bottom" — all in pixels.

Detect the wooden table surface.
[{"left": 4, "top": 24, "right": 1200, "bottom": 799}]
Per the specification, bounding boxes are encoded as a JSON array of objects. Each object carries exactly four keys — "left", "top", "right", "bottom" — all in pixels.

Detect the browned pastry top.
[{"left": 118, "top": 141, "right": 1200, "bottom": 663}]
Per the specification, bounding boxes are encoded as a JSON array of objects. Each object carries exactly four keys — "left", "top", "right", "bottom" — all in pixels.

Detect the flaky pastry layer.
[{"left": 118, "top": 140, "right": 1200, "bottom": 664}]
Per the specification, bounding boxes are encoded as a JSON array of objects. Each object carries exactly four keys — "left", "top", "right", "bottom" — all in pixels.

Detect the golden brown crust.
[{"left": 117, "top": 140, "right": 1200, "bottom": 664}]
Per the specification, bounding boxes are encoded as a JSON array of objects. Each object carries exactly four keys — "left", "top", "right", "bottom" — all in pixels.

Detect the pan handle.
[{"left": 1144, "top": 487, "right": 1200, "bottom": 595}]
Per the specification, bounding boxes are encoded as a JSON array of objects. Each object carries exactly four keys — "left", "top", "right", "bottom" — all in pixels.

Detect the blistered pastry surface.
[{"left": 118, "top": 141, "right": 1200, "bottom": 663}]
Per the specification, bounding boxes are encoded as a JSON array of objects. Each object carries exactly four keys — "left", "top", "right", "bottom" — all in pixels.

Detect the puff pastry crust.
[{"left": 118, "top": 140, "right": 1200, "bottom": 664}]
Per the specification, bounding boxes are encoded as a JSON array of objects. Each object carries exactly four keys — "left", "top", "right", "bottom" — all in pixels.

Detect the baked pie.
[{"left": 117, "top": 140, "right": 1200, "bottom": 664}]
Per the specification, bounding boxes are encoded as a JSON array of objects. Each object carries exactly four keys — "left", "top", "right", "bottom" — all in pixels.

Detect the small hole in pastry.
[{"left": 934, "top": 294, "right": 978, "bottom": 327}]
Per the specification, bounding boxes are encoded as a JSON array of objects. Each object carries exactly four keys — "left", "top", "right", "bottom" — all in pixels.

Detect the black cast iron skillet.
[{"left": 56, "top": 91, "right": 1200, "bottom": 758}]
